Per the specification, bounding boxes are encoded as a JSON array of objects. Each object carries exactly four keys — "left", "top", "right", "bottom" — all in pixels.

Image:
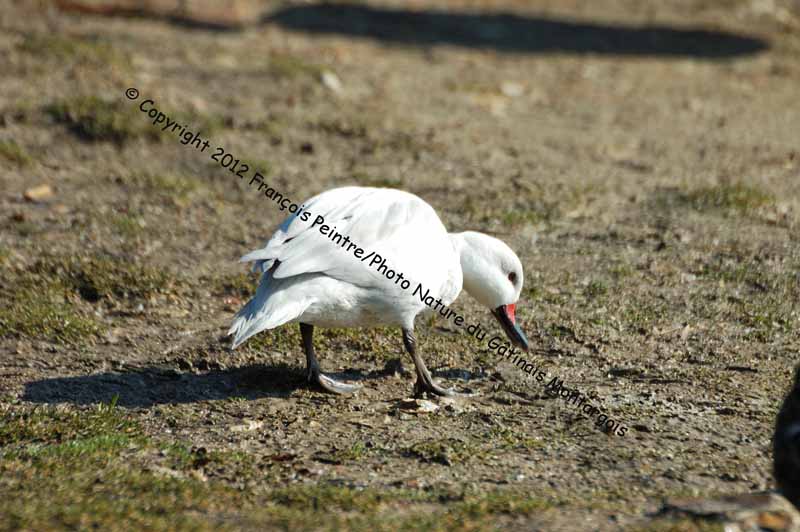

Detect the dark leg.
[
  {"left": 301, "top": 323, "right": 361, "bottom": 394},
  {"left": 402, "top": 328, "right": 460, "bottom": 397}
]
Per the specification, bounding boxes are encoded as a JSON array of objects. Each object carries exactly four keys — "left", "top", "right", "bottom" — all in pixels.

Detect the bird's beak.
[{"left": 491, "top": 303, "right": 530, "bottom": 352}]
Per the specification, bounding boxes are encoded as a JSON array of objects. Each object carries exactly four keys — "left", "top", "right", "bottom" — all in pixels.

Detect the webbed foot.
[{"left": 308, "top": 368, "right": 362, "bottom": 394}]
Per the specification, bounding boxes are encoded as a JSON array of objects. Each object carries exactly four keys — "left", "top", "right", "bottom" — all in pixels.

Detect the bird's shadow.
[
  {"left": 264, "top": 3, "right": 768, "bottom": 58},
  {"left": 21, "top": 364, "right": 369, "bottom": 408},
  {"left": 21, "top": 361, "right": 484, "bottom": 407}
]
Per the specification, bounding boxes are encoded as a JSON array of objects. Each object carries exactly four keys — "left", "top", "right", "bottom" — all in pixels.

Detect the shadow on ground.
[
  {"left": 265, "top": 3, "right": 768, "bottom": 58},
  {"left": 21, "top": 362, "right": 483, "bottom": 407},
  {"left": 21, "top": 364, "right": 367, "bottom": 407}
]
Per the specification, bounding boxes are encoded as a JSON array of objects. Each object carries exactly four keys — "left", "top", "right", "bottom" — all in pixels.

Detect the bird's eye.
[{"left": 508, "top": 272, "right": 517, "bottom": 284}]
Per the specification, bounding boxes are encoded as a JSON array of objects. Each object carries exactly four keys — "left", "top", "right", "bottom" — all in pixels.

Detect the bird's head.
[{"left": 453, "top": 231, "right": 529, "bottom": 351}]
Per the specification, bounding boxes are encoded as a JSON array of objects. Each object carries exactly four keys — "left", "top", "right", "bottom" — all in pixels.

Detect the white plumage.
[{"left": 228, "top": 186, "right": 529, "bottom": 396}]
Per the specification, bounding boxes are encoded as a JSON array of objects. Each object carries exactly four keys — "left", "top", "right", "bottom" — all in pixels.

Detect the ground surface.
[{"left": 1, "top": 0, "right": 799, "bottom": 530}]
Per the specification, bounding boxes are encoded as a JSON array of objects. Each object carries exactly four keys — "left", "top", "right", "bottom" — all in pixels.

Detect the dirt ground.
[{"left": 1, "top": 0, "right": 800, "bottom": 530}]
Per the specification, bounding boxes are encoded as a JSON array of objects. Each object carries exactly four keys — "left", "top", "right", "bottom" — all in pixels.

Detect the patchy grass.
[
  {"left": 502, "top": 209, "right": 546, "bottom": 226},
  {"left": 0, "top": 272, "right": 102, "bottom": 344},
  {"left": 734, "top": 294, "right": 796, "bottom": 342},
  {"left": 110, "top": 214, "right": 147, "bottom": 239},
  {"left": 316, "top": 118, "right": 369, "bottom": 139},
  {"left": 314, "top": 115, "right": 433, "bottom": 156},
  {"left": 352, "top": 171, "right": 404, "bottom": 188},
  {"left": 1, "top": 98, "right": 40, "bottom": 124},
  {"left": 209, "top": 271, "right": 257, "bottom": 298},
  {"left": 268, "top": 484, "right": 388, "bottom": 512},
  {"left": 584, "top": 279, "right": 609, "bottom": 299},
  {"left": 17, "top": 33, "right": 130, "bottom": 69},
  {"left": 267, "top": 53, "right": 324, "bottom": 80},
  {"left": 406, "top": 438, "right": 481, "bottom": 466},
  {"left": 487, "top": 426, "right": 544, "bottom": 451},
  {"left": 239, "top": 324, "right": 303, "bottom": 353},
  {"left": 610, "top": 261, "right": 636, "bottom": 279},
  {"left": 684, "top": 182, "right": 773, "bottom": 212},
  {"left": 0, "top": 400, "right": 243, "bottom": 532},
  {"left": 46, "top": 95, "right": 156, "bottom": 143},
  {"left": 241, "top": 158, "right": 273, "bottom": 178},
  {"left": 461, "top": 194, "right": 553, "bottom": 227},
  {"left": 694, "top": 254, "right": 799, "bottom": 340},
  {"left": 235, "top": 318, "right": 392, "bottom": 356},
  {"left": 0, "top": 398, "right": 136, "bottom": 451},
  {"left": 0, "top": 140, "right": 33, "bottom": 166},
  {"left": 620, "top": 298, "right": 668, "bottom": 335},
  {"left": 0, "top": 305, "right": 100, "bottom": 345},
  {"left": 122, "top": 171, "right": 200, "bottom": 202},
  {"left": 457, "top": 182, "right": 602, "bottom": 227},
  {"left": 628, "top": 519, "right": 724, "bottom": 532},
  {"left": 173, "top": 110, "right": 228, "bottom": 137},
  {"left": 261, "top": 486, "right": 557, "bottom": 529},
  {"left": 0, "top": 294, "right": 101, "bottom": 344},
  {"left": 696, "top": 254, "right": 796, "bottom": 291},
  {"left": 451, "top": 490, "right": 555, "bottom": 519},
  {"left": 0, "top": 396, "right": 561, "bottom": 531},
  {"left": 315, "top": 441, "right": 370, "bottom": 464},
  {"left": 29, "top": 253, "right": 176, "bottom": 302}
]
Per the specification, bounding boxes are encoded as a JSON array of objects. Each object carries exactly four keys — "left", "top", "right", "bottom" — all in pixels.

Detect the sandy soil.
[{"left": 1, "top": 0, "right": 799, "bottom": 530}]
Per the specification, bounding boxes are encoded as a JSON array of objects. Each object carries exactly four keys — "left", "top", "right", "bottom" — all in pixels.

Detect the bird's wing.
[{"left": 240, "top": 187, "right": 441, "bottom": 287}]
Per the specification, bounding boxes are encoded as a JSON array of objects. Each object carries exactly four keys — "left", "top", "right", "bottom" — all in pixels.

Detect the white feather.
[{"left": 229, "top": 186, "right": 525, "bottom": 348}]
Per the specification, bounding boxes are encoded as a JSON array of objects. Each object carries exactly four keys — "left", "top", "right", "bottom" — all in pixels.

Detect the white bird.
[{"left": 228, "top": 186, "right": 529, "bottom": 396}]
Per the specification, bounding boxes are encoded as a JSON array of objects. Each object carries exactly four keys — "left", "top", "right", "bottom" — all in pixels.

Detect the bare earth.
[{"left": 1, "top": 0, "right": 799, "bottom": 530}]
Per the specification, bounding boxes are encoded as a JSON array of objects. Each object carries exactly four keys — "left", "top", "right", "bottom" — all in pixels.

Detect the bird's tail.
[{"left": 227, "top": 269, "right": 311, "bottom": 349}]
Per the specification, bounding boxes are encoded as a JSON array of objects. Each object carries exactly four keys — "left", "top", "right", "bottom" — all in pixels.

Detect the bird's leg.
[
  {"left": 402, "top": 328, "right": 459, "bottom": 398},
  {"left": 300, "top": 323, "right": 361, "bottom": 394}
]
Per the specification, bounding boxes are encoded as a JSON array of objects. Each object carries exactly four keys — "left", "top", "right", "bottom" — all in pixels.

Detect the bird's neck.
[{"left": 449, "top": 232, "right": 482, "bottom": 302}]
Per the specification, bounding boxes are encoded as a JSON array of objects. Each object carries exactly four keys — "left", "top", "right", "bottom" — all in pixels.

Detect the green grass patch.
[
  {"left": 0, "top": 292, "right": 101, "bottom": 343},
  {"left": 685, "top": 182, "right": 772, "bottom": 212},
  {"left": 0, "top": 403, "right": 240, "bottom": 531},
  {"left": 241, "top": 158, "right": 273, "bottom": 177},
  {"left": 450, "top": 490, "right": 555, "bottom": 519},
  {"left": 261, "top": 486, "right": 555, "bottom": 529},
  {"left": 238, "top": 324, "right": 302, "bottom": 353},
  {"left": 584, "top": 279, "right": 609, "bottom": 299},
  {"left": 458, "top": 185, "right": 600, "bottom": 227},
  {"left": 316, "top": 118, "right": 369, "bottom": 139},
  {"left": 697, "top": 255, "right": 796, "bottom": 292},
  {"left": 315, "top": 441, "right": 370, "bottom": 464},
  {"left": 0, "top": 272, "right": 102, "bottom": 344},
  {"left": 610, "top": 262, "right": 636, "bottom": 279},
  {"left": 620, "top": 298, "right": 668, "bottom": 335},
  {"left": 124, "top": 171, "right": 199, "bottom": 199},
  {"left": 501, "top": 209, "right": 546, "bottom": 226},
  {"left": 268, "top": 484, "right": 387, "bottom": 512},
  {"left": 405, "top": 438, "right": 481, "bottom": 466},
  {"left": 17, "top": 33, "right": 130, "bottom": 69},
  {"left": 487, "top": 426, "right": 544, "bottom": 451},
  {"left": 0, "top": 253, "right": 175, "bottom": 342},
  {"left": 352, "top": 172, "right": 403, "bottom": 189},
  {"left": 46, "top": 95, "right": 156, "bottom": 143},
  {"left": 0, "top": 398, "right": 561, "bottom": 530},
  {"left": 735, "top": 295, "right": 796, "bottom": 342},
  {"left": 267, "top": 53, "right": 324, "bottom": 79},
  {"left": 110, "top": 214, "right": 147, "bottom": 238},
  {"left": 628, "top": 519, "right": 723, "bottom": 532},
  {"left": 695, "top": 255, "right": 799, "bottom": 341},
  {"left": 0, "top": 398, "right": 136, "bottom": 451},
  {"left": 0, "top": 140, "right": 32, "bottom": 166},
  {"left": 31, "top": 253, "right": 175, "bottom": 302},
  {"left": 173, "top": 110, "right": 228, "bottom": 137},
  {"left": 209, "top": 271, "right": 256, "bottom": 298}
]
